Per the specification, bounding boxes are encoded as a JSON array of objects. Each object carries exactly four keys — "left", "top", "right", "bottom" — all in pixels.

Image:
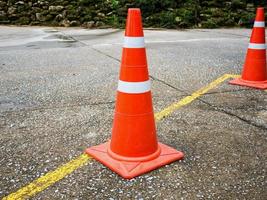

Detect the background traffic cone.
[
  {"left": 86, "top": 8, "right": 184, "bottom": 179},
  {"left": 229, "top": 7, "right": 267, "bottom": 89}
]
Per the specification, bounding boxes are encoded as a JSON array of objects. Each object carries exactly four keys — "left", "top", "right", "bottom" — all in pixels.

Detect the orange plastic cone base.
[
  {"left": 85, "top": 142, "right": 184, "bottom": 179},
  {"left": 229, "top": 78, "right": 267, "bottom": 89}
]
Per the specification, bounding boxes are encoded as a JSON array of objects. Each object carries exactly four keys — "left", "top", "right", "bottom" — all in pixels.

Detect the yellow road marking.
[
  {"left": 228, "top": 74, "right": 240, "bottom": 79},
  {"left": 3, "top": 74, "right": 238, "bottom": 200},
  {"left": 155, "top": 74, "right": 238, "bottom": 121},
  {"left": 3, "top": 154, "right": 91, "bottom": 200}
]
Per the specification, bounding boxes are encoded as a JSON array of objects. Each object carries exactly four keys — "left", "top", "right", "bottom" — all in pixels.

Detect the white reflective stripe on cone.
[
  {"left": 254, "top": 21, "right": 265, "bottom": 27},
  {"left": 117, "top": 80, "right": 151, "bottom": 94},
  {"left": 123, "top": 37, "right": 145, "bottom": 48},
  {"left": 248, "top": 43, "right": 266, "bottom": 50}
]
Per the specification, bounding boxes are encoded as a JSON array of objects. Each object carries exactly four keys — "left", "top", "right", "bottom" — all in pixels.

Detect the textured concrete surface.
[{"left": 0, "top": 26, "right": 266, "bottom": 199}]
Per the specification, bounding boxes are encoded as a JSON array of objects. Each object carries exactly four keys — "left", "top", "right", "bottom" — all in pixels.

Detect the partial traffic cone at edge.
[
  {"left": 85, "top": 8, "right": 184, "bottom": 179},
  {"left": 229, "top": 7, "right": 267, "bottom": 89}
]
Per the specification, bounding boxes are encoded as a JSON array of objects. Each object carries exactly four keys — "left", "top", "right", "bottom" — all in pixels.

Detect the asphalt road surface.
[{"left": 0, "top": 26, "right": 266, "bottom": 199}]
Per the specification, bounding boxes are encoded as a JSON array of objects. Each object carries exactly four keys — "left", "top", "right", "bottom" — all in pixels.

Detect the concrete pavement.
[{"left": 0, "top": 26, "right": 266, "bottom": 199}]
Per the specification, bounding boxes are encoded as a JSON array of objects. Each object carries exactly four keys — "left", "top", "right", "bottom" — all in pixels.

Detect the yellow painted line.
[
  {"left": 4, "top": 74, "right": 236, "bottom": 200},
  {"left": 227, "top": 74, "right": 240, "bottom": 79},
  {"left": 3, "top": 154, "right": 91, "bottom": 200},
  {"left": 155, "top": 74, "right": 237, "bottom": 121}
]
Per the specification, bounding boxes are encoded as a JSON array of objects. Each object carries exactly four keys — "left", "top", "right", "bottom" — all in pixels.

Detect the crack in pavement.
[
  {"left": 60, "top": 32, "right": 123, "bottom": 65},
  {"left": 156, "top": 76, "right": 267, "bottom": 131},
  {"left": 145, "top": 74, "right": 266, "bottom": 131},
  {"left": 149, "top": 75, "right": 186, "bottom": 93},
  {"left": 197, "top": 97, "right": 267, "bottom": 131},
  {"left": 91, "top": 46, "right": 121, "bottom": 62}
]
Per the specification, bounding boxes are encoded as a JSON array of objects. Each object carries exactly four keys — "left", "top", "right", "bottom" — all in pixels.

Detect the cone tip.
[
  {"left": 128, "top": 8, "right": 141, "bottom": 12},
  {"left": 128, "top": 8, "right": 141, "bottom": 15},
  {"left": 125, "top": 8, "right": 143, "bottom": 37},
  {"left": 255, "top": 7, "right": 265, "bottom": 21},
  {"left": 256, "top": 7, "right": 264, "bottom": 13}
]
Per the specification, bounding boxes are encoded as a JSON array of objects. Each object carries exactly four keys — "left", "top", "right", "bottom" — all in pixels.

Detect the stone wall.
[
  {"left": 0, "top": 0, "right": 266, "bottom": 28},
  {"left": 0, "top": 0, "right": 113, "bottom": 28}
]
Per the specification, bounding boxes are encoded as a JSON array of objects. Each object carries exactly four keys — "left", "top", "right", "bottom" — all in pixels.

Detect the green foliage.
[
  {"left": 239, "top": 12, "right": 256, "bottom": 27},
  {"left": 202, "top": 18, "right": 218, "bottom": 28},
  {"left": 106, "top": 15, "right": 119, "bottom": 27},
  {"left": 111, "top": 0, "right": 119, "bottom": 9},
  {"left": 17, "top": 16, "right": 30, "bottom": 25},
  {"left": 176, "top": 8, "right": 195, "bottom": 28},
  {"left": 231, "top": 0, "right": 245, "bottom": 9},
  {"left": 79, "top": 0, "right": 95, "bottom": 6}
]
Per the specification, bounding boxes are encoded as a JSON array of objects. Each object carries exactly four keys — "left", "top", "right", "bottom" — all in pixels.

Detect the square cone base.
[
  {"left": 85, "top": 142, "right": 184, "bottom": 179},
  {"left": 229, "top": 78, "right": 267, "bottom": 89}
]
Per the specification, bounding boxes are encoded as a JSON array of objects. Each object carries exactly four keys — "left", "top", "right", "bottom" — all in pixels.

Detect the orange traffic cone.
[
  {"left": 229, "top": 7, "right": 267, "bottom": 89},
  {"left": 85, "top": 8, "right": 184, "bottom": 179}
]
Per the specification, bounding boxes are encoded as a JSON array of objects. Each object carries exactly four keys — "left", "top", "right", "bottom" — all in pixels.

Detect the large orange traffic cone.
[
  {"left": 85, "top": 8, "right": 184, "bottom": 179},
  {"left": 229, "top": 7, "right": 267, "bottom": 89}
]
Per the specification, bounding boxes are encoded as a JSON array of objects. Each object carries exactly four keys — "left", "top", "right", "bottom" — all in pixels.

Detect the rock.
[
  {"left": 9, "top": 14, "right": 18, "bottom": 20},
  {"left": 15, "top": 1, "right": 24, "bottom": 5},
  {"left": 93, "top": 16, "right": 100, "bottom": 21},
  {"left": 30, "top": 21, "right": 40, "bottom": 25},
  {"left": 7, "top": 7, "right": 16, "bottom": 15},
  {"left": 35, "top": 13, "right": 41, "bottom": 20},
  {"left": 55, "top": 14, "right": 63, "bottom": 22},
  {"left": 0, "top": 10, "right": 7, "bottom": 21},
  {"left": 45, "top": 14, "right": 53, "bottom": 21},
  {"left": 97, "top": 13, "right": 105, "bottom": 18},
  {"left": 95, "top": 21, "right": 104, "bottom": 27},
  {"left": 49, "top": 5, "right": 64, "bottom": 12},
  {"left": 62, "top": 10, "right": 67, "bottom": 18},
  {"left": 60, "top": 19, "right": 70, "bottom": 27},
  {"left": 70, "top": 20, "right": 80, "bottom": 26},
  {"left": 0, "top": 11, "right": 6, "bottom": 17},
  {"left": 41, "top": 10, "right": 49, "bottom": 15},
  {"left": 32, "top": 7, "right": 42, "bottom": 13},
  {"left": 36, "top": 13, "right": 45, "bottom": 21},
  {"left": 17, "top": 16, "right": 30, "bottom": 25},
  {"left": 38, "top": 1, "right": 47, "bottom": 6},
  {"left": 83, "top": 21, "right": 95, "bottom": 28},
  {"left": 0, "top": 1, "right": 7, "bottom": 7},
  {"left": 48, "top": 6, "right": 56, "bottom": 11},
  {"left": 30, "top": 14, "right": 36, "bottom": 21}
]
